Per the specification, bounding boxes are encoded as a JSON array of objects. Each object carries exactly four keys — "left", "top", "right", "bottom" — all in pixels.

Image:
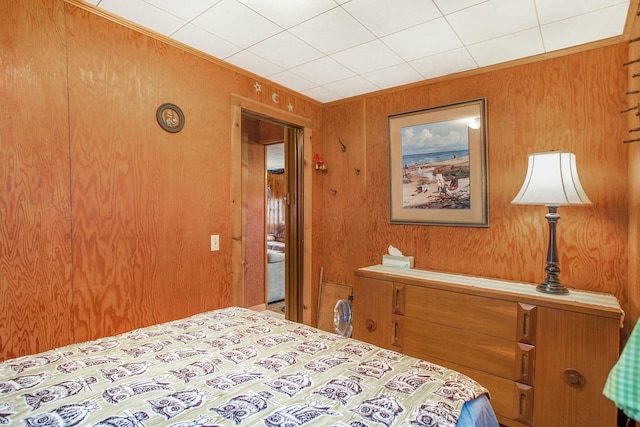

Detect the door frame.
[{"left": 230, "top": 95, "right": 314, "bottom": 324}]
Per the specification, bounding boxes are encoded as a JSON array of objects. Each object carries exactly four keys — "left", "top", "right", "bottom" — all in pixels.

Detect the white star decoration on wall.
[{"left": 252, "top": 81, "right": 293, "bottom": 112}]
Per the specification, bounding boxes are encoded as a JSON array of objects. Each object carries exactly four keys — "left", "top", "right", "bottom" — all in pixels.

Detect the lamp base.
[
  {"left": 537, "top": 281, "right": 569, "bottom": 295},
  {"left": 537, "top": 206, "right": 570, "bottom": 295}
]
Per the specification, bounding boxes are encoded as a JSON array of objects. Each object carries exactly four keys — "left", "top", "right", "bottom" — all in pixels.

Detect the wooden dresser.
[{"left": 353, "top": 265, "right": 623, "bottom": 427}]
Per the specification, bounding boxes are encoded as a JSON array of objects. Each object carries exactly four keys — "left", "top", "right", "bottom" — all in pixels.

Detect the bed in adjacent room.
[{"left": 0, "top": 306, "right": 498, "bottom": 426}]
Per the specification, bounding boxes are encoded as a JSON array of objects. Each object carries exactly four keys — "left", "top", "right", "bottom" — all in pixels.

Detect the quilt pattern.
[{"left": 0, "top": 307, "right": 488, "bottom": 426}]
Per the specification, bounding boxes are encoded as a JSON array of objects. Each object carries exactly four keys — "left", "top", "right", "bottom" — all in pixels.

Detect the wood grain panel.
[
  {"left": 266, "top": 172, "right": 285, "bottom": 235},
  {"left": 402, "top": 317, "right": 517, "bottom": 380},
  {"left": 402, "top": 284, "right": 518, "bottom": 340},
  {"left": 1, "top": 0, "right": 323, "bottom": 359},
  {"left": 352, "top": 277, "right": 393, "bottom": 348},
  {"left": 65, "top": 4, "right": 232, "bottom": 341},
  {"left": 322, "top": 44, "right": 629, "bottom": 312},
  {"left": 627, "top": 3, "right": 640, "bottom": 329},
  {"left": 243, "top": 140, "right": 266, "bottom": 307},
  {"left": 0, "top": 0, "right": 73, "bottom": 361},
  {"left": 320, "top": 101, "right": 368, "bottom": 285},
  {"left": 425, "top": 355, "right": 531, "bottom": 426},
  {"left": 534, "top": 307, "right": 619, "bottom": 426}
]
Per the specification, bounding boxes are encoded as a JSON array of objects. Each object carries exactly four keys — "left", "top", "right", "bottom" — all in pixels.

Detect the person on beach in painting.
[
  {"left": 448, "top": 173, "right": 459, "bottom": 191},
  {"left": 413, "top": 180, "right": 429, "bottom": 195},
  {"left": 435, "top": 169, "right": 448, "bottom": 197}
]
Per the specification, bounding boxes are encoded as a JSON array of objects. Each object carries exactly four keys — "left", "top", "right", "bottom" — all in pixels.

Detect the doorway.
[
  {"left": 266, "top": 143, "right": 285, "bottom": 314},
  {"left": 229, "top": 96, "right": 313, "bottom": 324}
]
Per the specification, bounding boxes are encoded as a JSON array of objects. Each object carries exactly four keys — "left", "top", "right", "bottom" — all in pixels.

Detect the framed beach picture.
[{"left": 388, "top": 98, "right": 488, "bottom": 227}]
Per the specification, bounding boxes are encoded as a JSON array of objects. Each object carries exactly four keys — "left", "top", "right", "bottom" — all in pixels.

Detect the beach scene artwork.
[{"left": 401, "top": 119, "right": 471, "bottom": 210}]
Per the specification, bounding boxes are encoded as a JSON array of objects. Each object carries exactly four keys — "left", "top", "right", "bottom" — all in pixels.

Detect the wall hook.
[
  {"left": 331, "top": 189, "right": 337, "bottom": 196},
  {"left": 354, "top": 168, "right": 361, "bottom": 176},
  {"left": 338, "top": 137, "right": 347, "bottom": 152}
]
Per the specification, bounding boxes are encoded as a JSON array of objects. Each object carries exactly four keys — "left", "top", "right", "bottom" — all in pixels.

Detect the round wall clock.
[{"left": 156, "top": 103, "right": 185, "bottom": 133}]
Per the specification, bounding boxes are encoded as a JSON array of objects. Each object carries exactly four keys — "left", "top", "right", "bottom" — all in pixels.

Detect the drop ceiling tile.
[
  {"left": 342, "top": 0, "right": 441, "bottom": 37},
  {"left": 331, "top": 40, "right": 404, "bottom": 74},
  {"left": 433, "top": 0, "right": 487, "bottom": 15},
  {"left": 410, "top": 48, "right": 478, "bottom": 79},
  {"left": 382, "top": 17, "right": 463, "bottom": 61},
  {"left": 99, "top": 0, "right": 186, "bottom": 36},
  {"left": 248, "top": 32, "right": 324, "bottom": 69},
  {"left": 92, "top": 0, "right": 632, "bottom": 103},
  {"left": 143, "top": 0, "right": 219, "bottom": 21},
  {"left": 446, "top": 0, "right": 538, "bottom": 44},
  {"left": 289, "top": 7, "right": 375, "bottom": 55},
  {"left": 467, "top": 28, "right": 544, "bottom": 67},
  {"left": 192, "top": 0, "right": 282, "bottom": 48},
  {"left": 541, "top": 3, "right": 629, "bottom": 51},
  {"left": 301, "top": 86, "right": 342, "bottom": 103},
  {"left": 535, "top": 0, "right": 627, "bottom": 25},
  {"left": 290, "top": 56, "right": 356, "bottom": 86},
  {"left": 172, "top": 24, "right": 242, "bottom": 59},
  {"left": 324, "top": 75, "right": 380, "bottom": 99},
  {"left": 225, "top": 50, "right": 284, "bottom": 77},
  {"left": 363, "top": 63, "right": 425, "bottom": 89},
  {"left": 267, "top": 70, "right": 316, "bottom": 92},
  {"left": 236, "top": 0, "right": 338, "bottom": 29}
]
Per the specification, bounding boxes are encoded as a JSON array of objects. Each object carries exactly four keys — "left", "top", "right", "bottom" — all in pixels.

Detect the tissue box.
[{"left": 382, "top": 255, "right": 414, "bottom": 268}]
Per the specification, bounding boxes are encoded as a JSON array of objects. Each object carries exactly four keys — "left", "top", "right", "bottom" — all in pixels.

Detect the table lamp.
[{"left": 511, "top": 151, "right": 592, "bottom": 294}]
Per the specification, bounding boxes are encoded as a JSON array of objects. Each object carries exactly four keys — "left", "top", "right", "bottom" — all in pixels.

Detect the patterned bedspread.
[{"left": 0, "top": 307, "right": 490, "bottom": 426}]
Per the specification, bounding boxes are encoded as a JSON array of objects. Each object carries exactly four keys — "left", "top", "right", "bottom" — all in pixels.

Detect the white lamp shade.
[{"left": 511, "top": 152, "right": 592, "bottom": 206}]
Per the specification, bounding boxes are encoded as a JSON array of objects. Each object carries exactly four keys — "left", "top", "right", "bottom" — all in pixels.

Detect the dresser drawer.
[
  {"left": 399, "top": 316, "right": 533, "bottom": 381},
  {"left": 355, "top": 267, "right": 622, "bottom": 427},
  {"left": 426, "top": 355, "right": 534, "bottom": 426},
  {"left": 397, "top": 283, "right": 519, "bottom": 340}
]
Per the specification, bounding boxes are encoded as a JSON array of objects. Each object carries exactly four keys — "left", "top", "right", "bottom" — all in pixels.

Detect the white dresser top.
[{"left": 359, "top": 265, "right": 623, "bottom": 315}]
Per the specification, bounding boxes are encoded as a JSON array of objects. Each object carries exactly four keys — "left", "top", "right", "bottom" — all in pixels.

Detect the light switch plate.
[{"left": 210, "top": 235, "right": 219, "bottom": 251}]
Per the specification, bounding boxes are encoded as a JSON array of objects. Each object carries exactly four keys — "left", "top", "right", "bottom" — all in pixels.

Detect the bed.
[{"left": 0, "top": 307, "right": 498, "bottom": 426}]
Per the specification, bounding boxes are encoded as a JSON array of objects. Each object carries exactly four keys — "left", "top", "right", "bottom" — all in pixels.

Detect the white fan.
[{"left": 333, "top": 297, "right": 353, "bottom": 337}]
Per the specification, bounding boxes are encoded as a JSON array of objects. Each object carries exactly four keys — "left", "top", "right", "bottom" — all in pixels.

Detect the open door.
[
  {"left": 230, "top": 97, "right": 310, "bottom": 323},
  {"left": 284, "top": 126, "right": 304, "bottom": 322}
]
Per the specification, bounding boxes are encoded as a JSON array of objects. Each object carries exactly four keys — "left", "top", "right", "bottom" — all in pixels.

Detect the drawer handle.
[
  {"left": 519, "top": 392, "right": 527, "bottom": 418},
  {"left": 521, "top": 353, "right": 528, "bottom": 377},
  {"left": 393, "top": 321, "right": 399, "bottom": 343},
  {"left": 563, "top": 369, "right": 586, "bottom": 388},
  {"left": 522, "top": 313, "right": 530, "bottom": 337},
  {"left": 366, "top": 319, "right": 377, "bottom": 331}
]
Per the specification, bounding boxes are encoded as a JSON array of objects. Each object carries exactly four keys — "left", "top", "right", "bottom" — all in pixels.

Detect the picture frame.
[
  {"left": 388, "top": 98, "right": 488, "bottom": 227},
  {"left": 156, "top": 103, "right": 185, "bottom": 133}
]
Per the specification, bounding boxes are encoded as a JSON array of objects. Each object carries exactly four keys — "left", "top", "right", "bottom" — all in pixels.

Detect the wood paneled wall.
[
  {"left": 321, "top": 45, "right": 631, "bottom": 323},
  {"left": 1, "top": 0, "right": 635, "bottom": 360},
  {"left": 627, "top": 4, "right": 640, "bottom": 329},
  {"left": 267, "top": 172, "right": 286, "bottom": 236},
  {"left": 0, "top": 0, "right": 322, "bottom": 360},
  {"left": 0, "top": 0, "right": 73, "bottom": 358},
  {"left": 65, "top": 3, "right": 235, "bottom": 342},
  {"left": 242, "top": 140, "right": 266, "bottom": 308}
]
